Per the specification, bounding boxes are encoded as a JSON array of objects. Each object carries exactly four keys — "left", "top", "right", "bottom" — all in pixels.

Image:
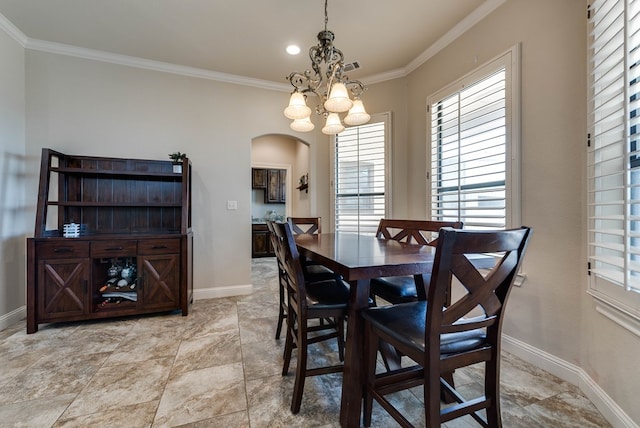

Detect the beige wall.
[
  {"left": 0, "top": 27, "right": 27, "bottom": 324},
  {"left": 358, "top": 78, "right": 409, "bottom": 219},
  {"left": 3, "top": 0, "right": 638, "bottom": 423},
  {"left": 404, "top": 0, "right": 584, "bottom": 357},
  {"left": 23, "top": 51, "right": 326, "bottom": 296},
  {"left": 390, "top": 0, "right": 639, "bottom": 422},
  {"left": 293, "top": 140, "right": 311, "bottom": 217}
]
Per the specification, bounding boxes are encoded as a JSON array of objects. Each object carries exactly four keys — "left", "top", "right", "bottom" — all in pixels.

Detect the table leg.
[{"left": 340, "top": 278, "right": 370, "bottom": 427}]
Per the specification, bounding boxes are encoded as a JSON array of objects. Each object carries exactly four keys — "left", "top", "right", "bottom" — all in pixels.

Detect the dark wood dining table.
[{"left": 294, "top": 232, "right": 438, "bottom": 428}]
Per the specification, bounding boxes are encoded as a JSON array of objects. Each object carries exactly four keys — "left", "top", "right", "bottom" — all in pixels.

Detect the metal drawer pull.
[
  {"left": 152, "top": 245, "right": 168, "bottom": 249},
  {"left": 104, "top": 247, "right": 124, "bottom": 251},
  {"left": 53, "top": 247, "right": 73, "bottom": 253}
]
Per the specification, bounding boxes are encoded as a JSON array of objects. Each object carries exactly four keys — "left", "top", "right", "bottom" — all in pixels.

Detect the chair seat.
[
  {"left": 370, "top": 275, "right": 424, "bottom": 303},
  {"left": 304, "top": 263, "right": 339, "bottom": 282},
  {"left": 361, "top": 301, "right": 487, "bottom": 355},
  {"left": 306, "top": 279, "right": 350, "bottom": 309}
]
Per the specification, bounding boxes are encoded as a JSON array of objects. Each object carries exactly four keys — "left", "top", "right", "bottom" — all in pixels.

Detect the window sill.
[{"left": 588, "top": 291, "right": 640, "bottom": 337}]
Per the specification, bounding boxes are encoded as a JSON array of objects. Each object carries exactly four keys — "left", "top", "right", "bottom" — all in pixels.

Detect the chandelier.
[{"left": 284, "top": 0, "right": 370, "bottom": 135}]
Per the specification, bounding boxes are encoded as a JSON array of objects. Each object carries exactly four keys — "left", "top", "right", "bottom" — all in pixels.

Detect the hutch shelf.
[{"left": 26, "top": 148, "right": 193, "bottom": 333}]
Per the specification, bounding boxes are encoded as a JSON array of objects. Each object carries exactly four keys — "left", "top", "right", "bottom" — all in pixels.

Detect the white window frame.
[
  {"left": 330, "top": 112, "right": 392, "bottom": 234},
  {"left": 427, "top": 46, "right": 521, "bottom": 230},
  {"left": 587, "top": 0, "right": 640, "bottom": 334}
]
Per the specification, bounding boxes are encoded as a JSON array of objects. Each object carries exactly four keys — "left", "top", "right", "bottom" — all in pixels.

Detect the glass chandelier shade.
[
  {"left": 290, "top": 115, "right": 315, "bottom": 132},
  {"left": 324, "top": 82, "right": 353, "bottom": 113},
  {"left": 322, "top": 112, "right": 345, "bottom": 135},
  {"left": 284, "top": 92, "right": 312, "bottom": 120},
  {"left": 285, "top": 0, "right": 369, "bottom": 135},
  {"left": 344, "top": 99, "right": 371, "bottom": 126}
]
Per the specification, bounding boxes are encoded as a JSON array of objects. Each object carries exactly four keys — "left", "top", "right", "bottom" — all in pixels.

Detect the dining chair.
[
  {"left": 371, "top": 219, "right": 463, "bottom": 305},
  {"left": 271, "top": 217, "right": 340, "bottom": 340},
  {"left": 372, "top": 219, "right": 465, "bottom": 394},
  {"left": 271, "top": 221, "right": 349, "bottom": 414},
  {"left": 361, "top": 226, "right": 532, "bottom": 427}
]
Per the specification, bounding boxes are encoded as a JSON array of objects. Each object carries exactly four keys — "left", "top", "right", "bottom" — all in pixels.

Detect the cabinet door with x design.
[
  {"left": 138, "top": 239, "right": 180, "bottom": 311},
  {"left": 37, "top": 241, "right": 90, "bottom": 322}
]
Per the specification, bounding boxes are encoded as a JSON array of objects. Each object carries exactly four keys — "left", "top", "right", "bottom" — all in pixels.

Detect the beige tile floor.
[{"left": 0, "top": 258, "right": 611, "bottom": 427}]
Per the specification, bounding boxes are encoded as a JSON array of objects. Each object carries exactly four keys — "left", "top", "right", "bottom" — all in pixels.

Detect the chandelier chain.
[{"left": 324, "top": 0, "right": 328, "bottom": 31}]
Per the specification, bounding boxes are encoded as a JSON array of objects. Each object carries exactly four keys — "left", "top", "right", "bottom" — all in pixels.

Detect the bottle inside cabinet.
[{"left": 94, "top": 257, "right": 138, "bottom": 311}]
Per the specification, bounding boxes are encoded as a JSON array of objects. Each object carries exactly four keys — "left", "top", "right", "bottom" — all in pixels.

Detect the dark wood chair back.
[
  {"left": 287, "top": 217, "right": 322, "bottom": 236},
  {"left": 286, "top": 217, "right": 337, "bottom": 282},
  {"left": 267, "top": 220, "right": 289, "bottom": 339},
  {"left": 271, "top": 221, "right": 310, "bottom": 316},
  {"left": 371, "top": 219, "right": 464, "bottom": 303},
  {"left": 375, "top": 219, "right": 463, "bottom": 246}
]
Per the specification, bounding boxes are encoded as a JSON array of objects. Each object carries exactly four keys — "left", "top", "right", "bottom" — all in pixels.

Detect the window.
[
  {"left": 588, "top": 0, "right": 640, "bottom": 327},
  {"left": 428, "top": 48, "right": 520, "bottom": 230},
  {"left": 333, "top": 113, "right": 391, "bottom": 235}
]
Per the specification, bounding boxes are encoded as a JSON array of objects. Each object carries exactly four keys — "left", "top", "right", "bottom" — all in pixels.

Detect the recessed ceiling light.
[{"left": 286, "top": 45, "right": 301, "bottom": 55}]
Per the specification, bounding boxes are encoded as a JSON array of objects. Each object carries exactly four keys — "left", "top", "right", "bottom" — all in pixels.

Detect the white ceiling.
[{"left": 0, "top": 0, "right": 502, "bottom": 87}]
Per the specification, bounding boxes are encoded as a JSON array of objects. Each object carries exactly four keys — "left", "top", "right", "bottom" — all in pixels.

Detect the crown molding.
[
  {"left": 24, "top": 38, "right": 291, "bottom": 92},
  {"left": 404, "top": 0, "right": 507, "bottom": 75},
  {"left": 0, "top": 12, "right": 27, "bottom": 46},
  {"left": 361, "top": 67, "right": 408, "bottom": 86},
  {"left": 6, "top": 0, "right": 506, "bottom": 90}
]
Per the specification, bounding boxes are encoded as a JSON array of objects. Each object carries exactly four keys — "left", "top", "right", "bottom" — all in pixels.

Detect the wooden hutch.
[{"left": 26, "top": 148, "right": 193, "bottom": 333}]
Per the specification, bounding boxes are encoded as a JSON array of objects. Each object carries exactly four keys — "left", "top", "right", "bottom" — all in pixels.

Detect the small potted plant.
[{"left": 169, "top": 152, "right": 187, "bottom": 173}]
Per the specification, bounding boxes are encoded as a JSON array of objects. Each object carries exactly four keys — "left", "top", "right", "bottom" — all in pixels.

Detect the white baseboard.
[
  {"left": 502, "top": 334, "right": 638, "bottom": 428},
  {"left": 192, "top": 283, "right": 253, "bottom": 301},
  {"left": 0, "top": 306, "right": 26, "bottom": 331}
]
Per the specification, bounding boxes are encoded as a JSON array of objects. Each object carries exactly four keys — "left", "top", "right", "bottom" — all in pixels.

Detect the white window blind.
[
  {"left": 334, "top": 117, "right": 388, "bottom": 235},
  {"left": 430, "top": 61, "right": 511, "bottom": 229},
  {"left": 588, "top": 0, "right": 640, "bottom": 321}
]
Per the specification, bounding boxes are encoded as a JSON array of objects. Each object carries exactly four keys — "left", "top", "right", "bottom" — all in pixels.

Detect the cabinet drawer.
[
  {"left": 252, "top": 223, "right": 268, "bottom": 232},
  {"left": 91, "top": 240, "right": 137, "bottom": 257},
  {"left": 138, "top": 238, "right": 181, "bottom": 255},
  {"left": 36, "top": 241, "right": 89, "bottom": 258}
]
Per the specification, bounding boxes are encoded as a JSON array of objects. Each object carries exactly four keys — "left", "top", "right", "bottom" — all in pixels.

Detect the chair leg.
[
  {"left": 275, "top": 282, "right": 286, "bottom": 339},
  {"left": 440, "top": 371, "right": 456, "bottom": 403},
  {"left": 379, "top": 340, "right": 402, "bottom": 371},
  {"left": 485, "top": 358, "right": 502, "bottom": 427},
  {"left": 336, "top": 316, "right": 345, "bottom": 362},
  {"left": 424, "top": 364, "right": 442, "bottom": 427},
  {"left": 275, "top": 309, "right": 286, "bottom": 340},
  {"left": 291, "top": 319, "right": 308, "bottom": 414},
  {"left": 362, "top": 324, "right": 379, "bottom": 427},
  {"left": 282, "top": 312, "right": 295, "bottom": 374}
]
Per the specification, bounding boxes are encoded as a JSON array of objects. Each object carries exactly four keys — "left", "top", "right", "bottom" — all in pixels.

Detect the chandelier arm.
[{"left": 344, "top": 80, "right": 367, "bottom": 99}]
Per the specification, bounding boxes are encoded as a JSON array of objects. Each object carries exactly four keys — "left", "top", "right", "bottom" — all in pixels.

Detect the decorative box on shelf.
[{"left": 62, "top": 222, "right": 87, "bottom": 238}]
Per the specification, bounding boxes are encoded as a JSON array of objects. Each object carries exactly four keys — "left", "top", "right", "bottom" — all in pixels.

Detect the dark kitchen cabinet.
[
  {"left": 252, "top": 223, "right": 275, "bottom": 258},
  {"left": 252, "top": 168, "right": 267, "bottom": 188},
  {"left": 266, "top": 169, "right": 286, "bottom": 203},
  {"left": 252, "top": 168, "right": 286, "bottom": 203}
]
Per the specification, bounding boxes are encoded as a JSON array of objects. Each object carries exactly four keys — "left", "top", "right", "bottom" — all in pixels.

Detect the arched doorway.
[
  {"left": 250, "top": 134, "right": 312, "bottom": 258},
  {"left": 250, "top": 134, "right": 311, "bottom": 221}
]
